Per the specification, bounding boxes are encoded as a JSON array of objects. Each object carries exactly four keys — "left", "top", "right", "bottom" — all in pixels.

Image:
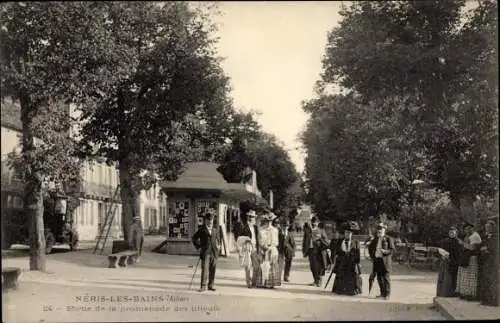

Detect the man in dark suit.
[
  {"left": 368, "top": 222, "right": 395, "bottom": 300},
  {"left": 280, "top": 220, "right": 296, "bottom": 282},
  {"left": 239, "top": 210, "right": 260, "bottom": 288},
  {"left": 192, "top": 213, "right": 220, "bottom": 292}
]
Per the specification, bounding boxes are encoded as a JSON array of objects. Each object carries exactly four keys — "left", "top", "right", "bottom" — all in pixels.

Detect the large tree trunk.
[
  {"left": 118, "top": 158, "right": 141, "bottom": 241},
  {"left": 21, "top": 95, "right": 46, "bottom": 271}
]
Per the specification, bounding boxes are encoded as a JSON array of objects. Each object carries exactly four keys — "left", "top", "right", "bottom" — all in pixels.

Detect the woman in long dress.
[
  {"left": 478, "top": 220, "right": 499, "bottom": 306},
  {"left": 456, "top": 222, "right": 482, "bottom": 300},
  {"left": 254, "top": 213, "right": 281, "bottom": 288},
  {"left": 332, "top": 221, "right": 362, "bottom": 296}
]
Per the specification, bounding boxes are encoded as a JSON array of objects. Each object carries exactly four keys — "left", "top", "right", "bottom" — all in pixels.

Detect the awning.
[{"left": 161, "top": 162, "right": 265, "bottom": 205}]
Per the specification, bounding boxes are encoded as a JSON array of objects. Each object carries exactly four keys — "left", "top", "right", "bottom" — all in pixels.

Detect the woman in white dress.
[{"left": 255, "top": 212, "right": 281, "bottom": 288}]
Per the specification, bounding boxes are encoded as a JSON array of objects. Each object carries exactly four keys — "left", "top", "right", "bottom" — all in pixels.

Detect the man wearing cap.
[
  {"left": 368, "top": 222, "right": 395, "bottom": 300},
  {"left": 192, "top": 213, "right": 220, "bottom": 292},
  {"left": 128, "top": 214, "right": 144, "bottom": 263},
  {"left": 239, "top": 210, "right": 260, "bottom": 288}
]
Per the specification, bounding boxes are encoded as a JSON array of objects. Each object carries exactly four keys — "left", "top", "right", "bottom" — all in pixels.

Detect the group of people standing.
[
  {"left": 191, "top": 209, "right": 297, "bottom": 292},
  {"left": 235, "top": 210, "right": 296, "bottom": 289},
  {"left": 436, "top": 220, "right": 498, "bottom": 306},
  {"left": 302, "top": 217, "right": 394, "bottom": 300}
]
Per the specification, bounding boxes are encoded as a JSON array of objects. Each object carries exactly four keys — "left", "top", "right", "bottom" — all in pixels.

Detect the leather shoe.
[
  {"left": 208, "top": 287, "right": 216, "bottom": 291},
  {"left": 198, "top": 288, "right": 207, "bottom": 292}
]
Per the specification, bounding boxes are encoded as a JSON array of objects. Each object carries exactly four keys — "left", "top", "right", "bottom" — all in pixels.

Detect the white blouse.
[{"left": 259, "top": 226, "right": 279, "bottom": 248}]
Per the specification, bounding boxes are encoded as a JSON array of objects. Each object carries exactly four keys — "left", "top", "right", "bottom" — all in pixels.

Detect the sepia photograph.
[{"left": 1, "top": 1, "right": 499, "bottom": 322}]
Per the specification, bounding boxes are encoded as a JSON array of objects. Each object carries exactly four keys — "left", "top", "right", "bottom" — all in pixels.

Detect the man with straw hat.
[{"left": 192, "top": 213, "right": 220, "bottom": 292}]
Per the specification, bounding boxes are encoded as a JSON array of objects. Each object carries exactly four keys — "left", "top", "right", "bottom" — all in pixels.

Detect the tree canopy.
[{"left": 302, "top": 0, "right": 498, "bottom": 225}]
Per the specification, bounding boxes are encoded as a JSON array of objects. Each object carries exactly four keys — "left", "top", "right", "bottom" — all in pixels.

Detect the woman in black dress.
[
  {"left": 478, "top": 220, "right": 499, "bottom": 306},
  {"left": 332, "top": 221, "right": 362, "bottom": 296}
]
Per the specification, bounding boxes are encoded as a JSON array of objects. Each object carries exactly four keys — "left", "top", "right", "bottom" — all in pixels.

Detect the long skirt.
[
  {"left": 332, "top": 272, "right": 362, "bottom": 295},
  {"left": 436, "top": 258, "right": 455, "bottom": 297},
  {"left": 254, "top": 255, "right": 281, "bottom": 288},
  {"left": 478, "top": 256, "right": 499, "bottom": 306},
  {"left": 456, "top": 256, "right": 479, "bottom": 299}
]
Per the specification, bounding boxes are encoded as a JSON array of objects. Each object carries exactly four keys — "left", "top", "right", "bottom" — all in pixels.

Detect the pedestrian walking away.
[
  {"left": 238, "top": 210, "right": 260, "bottom": 288},
  {"left": 191, "top": 213, "right": 220, "bottom": 292},
  {"left": 367, "top": 221, "right": 395, "bottom": 300}
]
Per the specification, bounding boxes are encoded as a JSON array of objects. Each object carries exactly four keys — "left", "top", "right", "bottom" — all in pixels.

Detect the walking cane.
[
  {"left": 324, "top": 261, "right": 335, "bottom": 289},
  {"left": 188, "top": 258, "right": 201, "bottom": 290}
]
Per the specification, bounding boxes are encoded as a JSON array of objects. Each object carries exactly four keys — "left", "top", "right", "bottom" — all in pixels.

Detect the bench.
[
  {"left": 108, "top": 251, "right": 138, "bottom": 268},
  {"left": 2, "top": 267, "right": 21, "bottom": 291}
]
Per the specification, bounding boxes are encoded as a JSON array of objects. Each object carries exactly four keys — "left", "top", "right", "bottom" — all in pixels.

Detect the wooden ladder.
[{"left": 93, "top": 185, "right": 120, "bottom": 254}]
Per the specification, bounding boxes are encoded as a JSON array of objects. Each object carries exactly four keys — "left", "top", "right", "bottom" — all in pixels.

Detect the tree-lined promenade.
[
  {"left": 301, "top": 0, "right": 498, "bottom": 240},
  {"left": 0, "top": 2, "right": 302, "bottom": 271}
]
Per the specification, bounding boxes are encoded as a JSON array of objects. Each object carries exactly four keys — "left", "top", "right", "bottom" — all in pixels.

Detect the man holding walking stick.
[{"left": 192, "top": 213, "right": 220, "bottom": 292}]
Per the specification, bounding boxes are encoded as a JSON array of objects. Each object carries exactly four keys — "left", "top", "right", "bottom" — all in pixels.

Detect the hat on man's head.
[
  {"left": 204, "top": 213, "right": 213, "bottom": 221},
  {"left": 263, "top": 212, "right": 277, "bottom": 222},
  {"left": 343, "top": 221, "right": 360, "bottom": 232},
  {"left": 463, "top": 221, "right": 474, "bottom": 229},
  {"left": 311, "top": 216, "right": 318, "bottom": 223},
  {"left": 246, "top": 210, "right": 257, "bottom": 218},
  {"left": 376, "top": 222, "right": 387, "bottom": 229},
  {"left": 449, "top": 225, "right": 458, "bottom": 231}
]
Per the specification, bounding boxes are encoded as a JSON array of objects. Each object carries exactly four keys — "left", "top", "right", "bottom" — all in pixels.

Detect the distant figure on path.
[
  {"left": 368, "top": 222, "right": 395, "bottom": 300},
  {"left": 128, "top": 215, "right": 144, "bottom": 262},
  {"left": 192, "top": 213, "right": 220, "bottom": 292}
]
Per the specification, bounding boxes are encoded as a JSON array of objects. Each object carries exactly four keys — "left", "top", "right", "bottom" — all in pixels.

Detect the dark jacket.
[
  {"left": 368, "top": 235, "right": 395, "bottom": 272},
  {"left": 440, "top": 237, "right": 461, "bottom": 269},
  {"left": 329, "top": 238, "right": 342, "bottom": 264},
  {"left": 279, "top": 230, "right": 296, "bottom": 259},
  {"left": 336, "top": 239, "right": 362, "bottom": 274},
  {"left": 302, "top": 225, "right": 312, "bottom": 257},
  {"left": 240, "top": 223, "right": 260, "bottom": 254},
  {"left": 192, "top": 225, "right": 220, "bottom": 259}
]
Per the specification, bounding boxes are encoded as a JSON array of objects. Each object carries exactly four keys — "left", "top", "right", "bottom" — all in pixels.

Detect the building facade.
[{"left": 1, "top": 97, "right": 166, "bottom": 243}]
